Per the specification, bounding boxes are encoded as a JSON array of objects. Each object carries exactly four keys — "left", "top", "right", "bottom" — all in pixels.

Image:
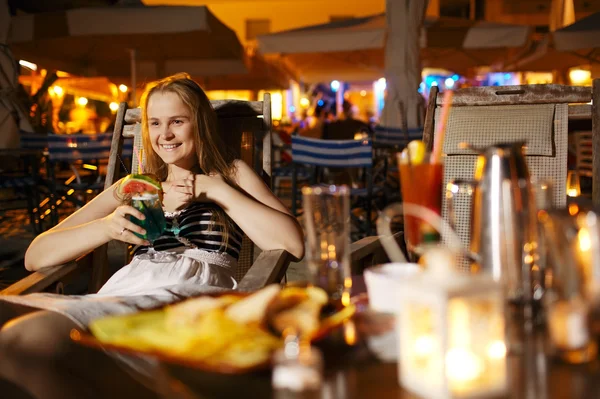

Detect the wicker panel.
[
  {"left": 438, "top": 104, "right": 568, "bottom": 271},
  {"left": 442, "top": 105, "right": 556, "bottom": 156},
  {"left": 235, "top": 235, "right": 254, "bottom": 282}
]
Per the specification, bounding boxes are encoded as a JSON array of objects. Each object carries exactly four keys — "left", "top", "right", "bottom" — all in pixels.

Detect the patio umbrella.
[
  {"left": 502, "top": 12, "right": 600, "bottom": 73},
  {"left": 0, "top": 0, "right": 34, "bottom": 149},
  {"left": 554, "top": 11, "right": 600, "bottom": 53},
  {"left": 502, "top": 35, "right": 596, "bottom": 72},
  {"left": 106, "top": 52, "right": 297, "bottom": 92},
  {"left": 197, "top": 53, "right": 295, "bottom": 91},
  {"left": 7, "top": 5, "right": 247, "bottom": 103},
  {"left": 257, "top": 13, "right": 532, "bottom": 81}
]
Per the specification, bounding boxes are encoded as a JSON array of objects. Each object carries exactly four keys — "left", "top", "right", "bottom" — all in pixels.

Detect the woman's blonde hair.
[{"left": 140, "top": 73, "right": 235, "bottom": 241}]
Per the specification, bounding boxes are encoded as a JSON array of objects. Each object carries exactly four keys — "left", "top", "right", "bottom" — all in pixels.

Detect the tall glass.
[
  {"left": 302, "top": 185, "right": 351, "bottom": 310},
  {"left": 128, "top": 193, "right": 173, "bottom": 262},
  {"left": 398, "top": 155, "right": 444, "bottom": 258}
]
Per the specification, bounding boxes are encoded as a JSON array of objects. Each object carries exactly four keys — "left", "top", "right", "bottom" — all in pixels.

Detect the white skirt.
[{"left": 1, "top": 248, "right": 238, "bottom": 329}]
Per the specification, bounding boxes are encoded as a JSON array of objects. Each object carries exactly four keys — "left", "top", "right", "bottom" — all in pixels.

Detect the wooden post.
[
  {"left": 592, "top": 79, "right": 600, "bottom": 207},
  {"left": 423, "top": 85, "right": 439, "bottom": 152}
]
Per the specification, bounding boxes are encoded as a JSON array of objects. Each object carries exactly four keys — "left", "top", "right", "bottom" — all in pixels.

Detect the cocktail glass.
[
  {"left": 129, "top": 193, "right": 175, "bottom": 263},
  {"left": 398, "top": 155, "right": 444, "bottom": 259}
]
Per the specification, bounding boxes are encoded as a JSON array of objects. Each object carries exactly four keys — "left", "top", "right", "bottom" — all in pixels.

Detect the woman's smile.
[{"left": 160, "top": 143, "right": 182, "bottom": 151}]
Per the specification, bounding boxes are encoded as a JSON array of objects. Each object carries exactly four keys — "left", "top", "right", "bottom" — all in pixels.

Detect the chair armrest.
[
  {"left": 237, "top": 249, "right": 293, "bottom": 292},
  {"left": 350, "top": 232, "right": 404, "bottom": 274},
  {"left": 0, "top": 252, "right": 93, "bottom": 296}
]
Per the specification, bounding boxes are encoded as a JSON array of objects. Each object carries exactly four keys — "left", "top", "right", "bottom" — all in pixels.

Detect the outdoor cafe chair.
[
  {"left": 0, "top": 147, "right": 44, "bottom": 235},
  {"left": 0, "top": 132, "right": 53, "bottom": 235},
  {"left": 45, "top": 132, "right": 134, "bottom": 226},
  {"left": 422, "top": 81, "right": 600, "bottom": 270},
  {"left": 372, "top": 124, "right": 425, "bottom": 204},
  {"left": 289, "top": 135, "right": 383, "bottom": 240},
  {"left": 0, "top": 94, "right": 295, "bottom": 296}
]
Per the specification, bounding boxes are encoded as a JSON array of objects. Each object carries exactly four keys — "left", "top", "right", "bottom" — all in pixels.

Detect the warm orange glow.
[
  {"left": 579, "top": 228, "right": 591, "bottom": 252},
  {"left": 569, "top": 203, "right": 580, "bottom": 216}
]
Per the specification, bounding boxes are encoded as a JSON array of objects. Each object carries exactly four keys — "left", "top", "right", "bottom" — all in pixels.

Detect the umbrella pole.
[{"left": 130, "top": 48, "right": 137, "bottom": 107}]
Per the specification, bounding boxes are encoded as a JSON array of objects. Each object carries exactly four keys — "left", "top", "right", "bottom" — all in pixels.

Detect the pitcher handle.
[{"left": 376, "top": 202, "right": 465, "bottom": 263}]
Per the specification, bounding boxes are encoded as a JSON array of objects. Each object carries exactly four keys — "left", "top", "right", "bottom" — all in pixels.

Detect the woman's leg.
[
  {"left": 0, "top": 300, "right": 38, "bottom": 329},
  {"left": 0, "top": 310, "right": 160, "bottom": 399}
]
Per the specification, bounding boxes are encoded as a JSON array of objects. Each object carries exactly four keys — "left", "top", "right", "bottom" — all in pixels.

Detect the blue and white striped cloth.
[
  {"left": 20, "top": 132, "right": 48, "bottom": 150},
  {"left": 20, "top": 132, "right": 134, "bottom": 161},
  {"left": 46, "top": 133, "right": 133, "bottom": 161},
  {"left": 373, "top": 125, "right": 423, "bottom": 147},
  {"left": 291, "top": 136, "right": 372, "bottom": 168}
]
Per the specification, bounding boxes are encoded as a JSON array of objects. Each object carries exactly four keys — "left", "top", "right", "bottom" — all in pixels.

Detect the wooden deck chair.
[
  {"left": 421, "top": 81, "right": 600, "bottom": 271},
  {"left": 1, "top": 94, "right": 294, "bottom": 296}
]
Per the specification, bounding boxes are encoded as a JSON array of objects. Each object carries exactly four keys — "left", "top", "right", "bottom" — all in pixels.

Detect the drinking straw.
[
  {"left": 138, "top": 147, "right": 144, "bottom": 174},
  {"left": 431, "top": 90, "right": 454, "bottom": 164}
]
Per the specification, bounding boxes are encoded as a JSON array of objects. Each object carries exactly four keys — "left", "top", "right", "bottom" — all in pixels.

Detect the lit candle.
[
  {"left": 446, "top": 348, "right": 483, "bottom": 383},
  {"left": 548, "top": 299, "right": 589, "bottom": 351},
  {"left": 566, "top": 170, "right": 581, "bottom": 197}
]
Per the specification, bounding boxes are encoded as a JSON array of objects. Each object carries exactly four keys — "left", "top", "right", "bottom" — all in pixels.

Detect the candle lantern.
[{"left": 397, "top": 248, "right": 507, "bottom": 399}]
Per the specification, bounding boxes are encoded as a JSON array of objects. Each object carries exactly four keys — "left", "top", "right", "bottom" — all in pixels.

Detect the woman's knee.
[{"left": 0, "top": 311, "right": 76, "bottom": 365}]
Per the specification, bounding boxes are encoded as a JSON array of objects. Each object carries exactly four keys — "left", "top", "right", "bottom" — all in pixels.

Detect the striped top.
[{"left": 133, "top": 201, "right": 243, "bottom": 260}]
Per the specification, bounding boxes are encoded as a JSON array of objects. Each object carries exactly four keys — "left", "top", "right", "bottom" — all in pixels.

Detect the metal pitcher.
[{"left": 447, "top": 141, "right": 539, "bottom": 304}]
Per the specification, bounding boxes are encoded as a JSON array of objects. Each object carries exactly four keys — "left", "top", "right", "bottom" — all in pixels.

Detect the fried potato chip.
[
  {"left": 87, "top": 285, "right": 352, "bottom": 371},
  {"left": 225, "top": 284, "right": 281, "bottom": 325}
]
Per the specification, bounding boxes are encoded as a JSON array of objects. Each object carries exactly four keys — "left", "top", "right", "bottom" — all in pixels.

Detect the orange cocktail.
[{"left": 398, "top": 161, "right": 444, "bottom": 253}]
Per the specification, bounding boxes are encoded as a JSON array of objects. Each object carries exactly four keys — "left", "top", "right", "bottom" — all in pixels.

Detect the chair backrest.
[
  {"left": 372, "top": 125, "right": 423, "bottom": 149},
  {"left": 291, "top": 136, "right": 373, "bottom": 168},
  {"left": 46, "top": 133, "right": 133, "bottom": 162},
  {"left": 423, "top": 82, "right": 599, "bottom": 269},
  {"left": 20, "top": 132, "right": 47, "bottom": 151},
  {"left": 89, "top": 95, "right": 273, "bottom": 292},
  {"left": 290, "top": 136, "right": 374, "bottom": 220}
]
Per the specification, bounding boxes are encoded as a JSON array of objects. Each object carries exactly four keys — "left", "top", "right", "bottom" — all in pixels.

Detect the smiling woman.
[{"left": 0, "top": 73, "right": 304, "bottom": 399}]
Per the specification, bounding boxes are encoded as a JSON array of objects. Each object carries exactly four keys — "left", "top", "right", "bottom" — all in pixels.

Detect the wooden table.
[
  {"left": 164, "top": 278, "right": 600, "bottom": 399},
  {"left": 168, "top": 333, "right": 600, "bottom": 399}
]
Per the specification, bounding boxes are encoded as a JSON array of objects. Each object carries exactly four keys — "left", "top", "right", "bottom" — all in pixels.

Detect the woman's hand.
[
  {"left": 162, "top": 175, "right": 194, "bottom": 212},
  {"left": 192, "top": 173, "right": 227, "bottom": 202},
  {"left": 101, "top": 205, "right": 150, "bottom": 246},
  {"left": 164, "top": 174, "right": 227, "bottom": 207}
]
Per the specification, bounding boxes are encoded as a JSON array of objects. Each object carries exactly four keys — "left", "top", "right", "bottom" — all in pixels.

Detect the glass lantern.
[{"left": 397, "top": 248, "right": 507, "bottom": 399}]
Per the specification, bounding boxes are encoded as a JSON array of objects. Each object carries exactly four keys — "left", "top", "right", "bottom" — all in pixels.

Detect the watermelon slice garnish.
[{"left": 118, "top": 174, "right": 162, "bottom": 198}]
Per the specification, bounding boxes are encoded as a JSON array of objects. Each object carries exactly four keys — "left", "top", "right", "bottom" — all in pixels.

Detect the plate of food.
[{"left": 70, "top": 284, "right": 356, "bottom": 374}]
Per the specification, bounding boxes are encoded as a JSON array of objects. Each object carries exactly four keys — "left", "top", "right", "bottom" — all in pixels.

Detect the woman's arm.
[
  {"left": 186, "top": 160, "right": 304, "bottom": 260},
  {"left": 24, "top": 182, "right": 148, "bottom": 271}
]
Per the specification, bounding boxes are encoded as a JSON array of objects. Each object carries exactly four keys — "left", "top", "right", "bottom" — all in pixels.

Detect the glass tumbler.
[{"left": 302, "top": 185, "right": 351, "bottom": 308}]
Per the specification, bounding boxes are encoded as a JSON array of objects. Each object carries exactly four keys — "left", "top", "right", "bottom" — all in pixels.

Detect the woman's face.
[{"left": 147, "top": 91, "right": 196, "bottom": 170}]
